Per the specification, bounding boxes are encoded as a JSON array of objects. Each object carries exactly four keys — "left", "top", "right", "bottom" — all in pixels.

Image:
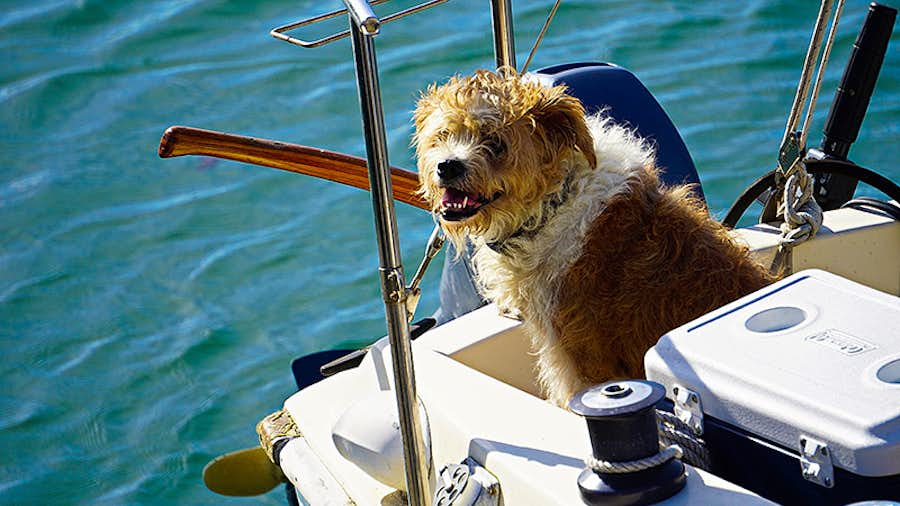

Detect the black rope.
[
  {"left": 841, "top": 196, "right": 900, "bottom": 221},
  {"left": 721, "top": 162, "right": 900, "bottom": 229},
  {"left": 722, "top": 170, "right": 776, "bottom": 229}
]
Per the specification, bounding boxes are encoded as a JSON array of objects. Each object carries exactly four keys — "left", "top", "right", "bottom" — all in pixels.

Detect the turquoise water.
[{"left": 1, "top": 1, "right": 897, "bottom": 504}]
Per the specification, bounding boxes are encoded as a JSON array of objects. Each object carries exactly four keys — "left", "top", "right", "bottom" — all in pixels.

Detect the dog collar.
[{"left": 486, "top": 174, "right": 574, "bottom": 255}]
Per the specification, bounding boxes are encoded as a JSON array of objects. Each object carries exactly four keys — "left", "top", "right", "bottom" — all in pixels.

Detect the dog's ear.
[{"left": 533, "top": 89, "right": 597, "bottom": 169}]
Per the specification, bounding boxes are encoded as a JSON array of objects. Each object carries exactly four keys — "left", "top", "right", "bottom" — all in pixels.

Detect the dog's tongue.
[{"left": 441, "top": 187, "right": 482, "bottom": 210}]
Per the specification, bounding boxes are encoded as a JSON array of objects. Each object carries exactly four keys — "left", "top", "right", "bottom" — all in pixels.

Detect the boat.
[{"left": 158, "top": 1, "right": 900, "bottom": 504}]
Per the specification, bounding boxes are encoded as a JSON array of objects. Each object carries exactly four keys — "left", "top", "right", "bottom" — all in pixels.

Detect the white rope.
[
  {"left": 778, "top": 167, "right": 823, "bottom": 247},
  {"left": 781, "top": 0, "right": 835, "bottom": 144},
  {"left": 585, "top": 444, "right": 683, "bottom": 474},
  {"left": 800, "top": 0, "right": 845, "bottom": 149},
  {"left": 769, "top": 0, "right": 842, "bottom": 272}
]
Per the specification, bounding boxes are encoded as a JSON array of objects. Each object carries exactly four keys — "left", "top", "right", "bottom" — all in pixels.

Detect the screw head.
[{"left": 600, "top": 383, "right": 633, "bottom": 398}]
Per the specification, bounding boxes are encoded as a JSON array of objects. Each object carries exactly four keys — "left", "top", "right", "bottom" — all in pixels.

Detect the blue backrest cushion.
[{"left": 536, "top": 62, "right": 704, "bottom": 201}]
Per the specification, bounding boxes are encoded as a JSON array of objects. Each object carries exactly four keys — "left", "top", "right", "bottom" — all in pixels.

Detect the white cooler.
[{"left": 645, "top": 269, "right": 900, "bottom": 504}]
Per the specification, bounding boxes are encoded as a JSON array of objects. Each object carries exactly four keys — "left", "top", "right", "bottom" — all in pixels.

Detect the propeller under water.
[{"left": 202, "top": 446, "right": 285, "bottom": 497}]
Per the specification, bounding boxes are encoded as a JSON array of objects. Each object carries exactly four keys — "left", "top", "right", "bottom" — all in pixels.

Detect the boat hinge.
[
  {"left": 672, "top": 385, "right": 704, "bottom": 436},
  {"left": 433, "top": 457, "right": 501, "bottom": 506},
  {"left": 799, "top": 435, "right": 834, "bottom": 488}
]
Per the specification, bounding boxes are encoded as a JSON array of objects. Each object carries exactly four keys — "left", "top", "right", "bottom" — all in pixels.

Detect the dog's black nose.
[{"left": 436, "top": 159, "right": 466, "bottom": 181}]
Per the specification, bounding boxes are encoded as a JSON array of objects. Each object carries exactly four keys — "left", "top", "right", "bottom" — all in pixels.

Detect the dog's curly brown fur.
[
  {"left": 414, "top": 69, "right": 774, "bottom": 406},
  {"left": 551, "top": 168, "right": 774, "bottom": 385}
]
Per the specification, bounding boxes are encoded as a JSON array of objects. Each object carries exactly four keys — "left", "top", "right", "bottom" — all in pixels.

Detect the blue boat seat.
[
  {"left": 536, "top": 62, "right": 704, "bottom": 201},
  {"left": 435, "top": 62, "right": 704, "bottom": 322}
]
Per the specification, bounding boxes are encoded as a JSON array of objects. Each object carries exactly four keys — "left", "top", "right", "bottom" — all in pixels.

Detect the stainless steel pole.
[
  {"left": 345, "top": 0, "right": 381, "bottom": 35},
  {"left": 345, "top": 4, "right": 432, "bottom": 504},
  {"left": 490, "top": 0, "right": 516, "bottom": 70}
]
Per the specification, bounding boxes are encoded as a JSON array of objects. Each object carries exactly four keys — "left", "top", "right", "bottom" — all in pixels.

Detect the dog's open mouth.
[{"left": 439, "top": 187, "right": 500, "bottom": 221}]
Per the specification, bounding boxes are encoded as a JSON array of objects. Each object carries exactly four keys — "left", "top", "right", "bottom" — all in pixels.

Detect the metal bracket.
[
  {"left": 433, "top": 458, "right": 501, "bottom": 506},
  {"left": 672, "top": 385, "right": 704, "bottom": 436},
  {"left": 799, "top": 435, "right": 834, "bottom": 488},
  {"left": 379, "top": 267, "right": 406, "bottom": 303},
  {"left": 405, "top": 224, "right": 445, "bottom": 322}
]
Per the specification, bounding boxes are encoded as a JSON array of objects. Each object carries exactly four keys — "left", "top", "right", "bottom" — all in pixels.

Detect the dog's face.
[{"left": 414, "top": 69, "right": 596, "bottom": 245}]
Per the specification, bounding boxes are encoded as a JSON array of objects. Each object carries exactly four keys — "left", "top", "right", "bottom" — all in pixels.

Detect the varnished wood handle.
[{"left": 158, "top": 126, "right": 428, "bottom": 210}]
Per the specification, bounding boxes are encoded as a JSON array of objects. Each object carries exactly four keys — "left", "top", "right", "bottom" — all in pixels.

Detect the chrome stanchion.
[
  {"left": 490, "top": 0, "right": 516, "bottom": 69},
  {"left": 344, "top": 2, "right": 432, "bottom": 504}
]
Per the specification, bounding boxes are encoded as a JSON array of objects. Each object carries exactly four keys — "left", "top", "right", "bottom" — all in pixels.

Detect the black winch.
[{"left": 569, "top": 380, "right": 686, "bottom": 505}]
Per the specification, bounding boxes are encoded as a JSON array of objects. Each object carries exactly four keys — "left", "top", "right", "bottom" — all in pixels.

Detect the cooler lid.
[{"left": 645, "top": 269, "right": 900, "bottom": 477}]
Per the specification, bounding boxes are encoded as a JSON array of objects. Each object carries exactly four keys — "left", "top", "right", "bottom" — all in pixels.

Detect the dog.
[{"left": 414, "top": 69, "right": 774, "bottom": 407}]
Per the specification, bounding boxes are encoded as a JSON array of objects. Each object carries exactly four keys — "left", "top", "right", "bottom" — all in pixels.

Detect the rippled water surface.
[{"left": 1, "top": 1, "right": 897, "bottom": 504}]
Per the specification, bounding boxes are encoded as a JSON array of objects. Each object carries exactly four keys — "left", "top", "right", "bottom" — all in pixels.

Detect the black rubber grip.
[{"left": 821, "top": 2, "right": 896, "bottom": 159}]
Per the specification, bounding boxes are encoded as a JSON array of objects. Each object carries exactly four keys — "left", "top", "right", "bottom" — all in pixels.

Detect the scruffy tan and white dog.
[{"left": 414, "top": 69, "right": 774, "bottom": 407}]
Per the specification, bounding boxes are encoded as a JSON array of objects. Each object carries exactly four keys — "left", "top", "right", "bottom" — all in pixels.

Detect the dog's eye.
[{"left": 485, "top": 135, "right": 506, "bottom": 158}]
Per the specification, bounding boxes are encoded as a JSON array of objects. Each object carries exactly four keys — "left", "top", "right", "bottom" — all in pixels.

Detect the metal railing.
[
  {"left": 346, "top": 2, "right": 432, "bottom": 503},
  {"left": 271, "top": 0, "right": 449, "bottom": 48}
]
